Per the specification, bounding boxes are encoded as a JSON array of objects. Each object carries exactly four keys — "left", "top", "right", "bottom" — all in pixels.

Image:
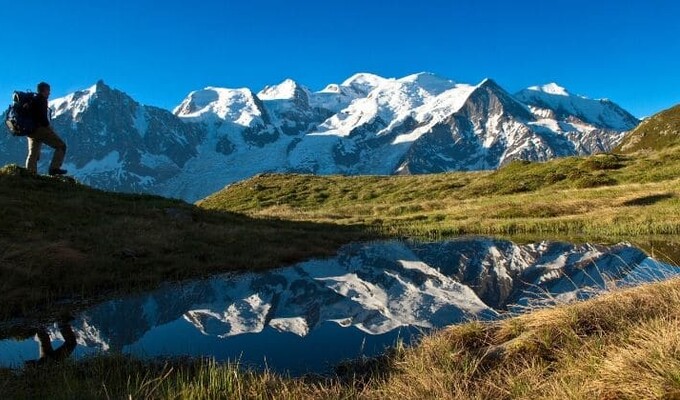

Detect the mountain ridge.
[{"left": 1, "top": 73, "right": 640, "bottom": 201}]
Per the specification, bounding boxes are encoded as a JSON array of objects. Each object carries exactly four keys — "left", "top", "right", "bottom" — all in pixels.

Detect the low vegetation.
[
  {"left": 2, "top": 117, "right": 680, "bottom": 399},
  {"left": 616, "top": 104, "right": 680, "bottom": 153},
  {"left": 2, "top": 277, "right": 679, "bottom": 399},
  {"left": 202, "top": 148, "right": 680, "bottom": 237},
  {"left": 0, "top": 165, "right": 369, "bottom": 320}
]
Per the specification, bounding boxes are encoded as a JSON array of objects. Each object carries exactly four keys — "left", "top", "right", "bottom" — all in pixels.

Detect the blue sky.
[{"left": 1, "top": 0, "right": 678, "bottom": 117}]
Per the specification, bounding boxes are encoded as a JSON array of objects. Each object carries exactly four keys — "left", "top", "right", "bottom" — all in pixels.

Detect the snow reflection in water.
[{"left": 1, "top": 238, "right": 677, "bottom": 375}]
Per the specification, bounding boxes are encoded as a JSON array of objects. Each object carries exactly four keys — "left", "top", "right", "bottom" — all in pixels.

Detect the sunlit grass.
[{"left": 201, "top": 149, "right": 680, "bottom": 238}]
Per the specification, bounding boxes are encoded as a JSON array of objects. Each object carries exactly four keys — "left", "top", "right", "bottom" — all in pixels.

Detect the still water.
[{"left": 1, "top": 237, "right": 677, "bottom": 375}]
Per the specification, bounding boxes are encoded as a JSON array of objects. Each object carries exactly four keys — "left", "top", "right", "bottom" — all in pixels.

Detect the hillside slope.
[
  {"left": 202, "top": 149, "right": 680, "bottom": 238},
  {"left": 0, "top": 165, "right": 366, "bottom": 319},
  {"left": 616, "top": 104, "right": 680, "bottom": 153}
]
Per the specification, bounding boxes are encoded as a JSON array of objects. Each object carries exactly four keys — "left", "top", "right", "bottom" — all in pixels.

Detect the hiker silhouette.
[
  {"left": 25, "top": 82, "right": 68, "bottom": 176},
  {"left": 25, "top": 322, "right": 77, "bottom": 366}
]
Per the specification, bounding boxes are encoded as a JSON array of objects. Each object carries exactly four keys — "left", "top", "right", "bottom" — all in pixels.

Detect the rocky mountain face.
[
  {"left": 1, "top": 74, "right": 639, "bottom": 201},
  {"left": 2, "top": 81, "right": 204, "bottom": 193},
  {"left": 37, "top": 238, "right": 674, "bottom": 353}
]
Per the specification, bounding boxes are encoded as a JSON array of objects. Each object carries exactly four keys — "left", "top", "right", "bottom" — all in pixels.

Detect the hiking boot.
[{"left": 49, "top": 168, "right": 68, "bottom": 176}]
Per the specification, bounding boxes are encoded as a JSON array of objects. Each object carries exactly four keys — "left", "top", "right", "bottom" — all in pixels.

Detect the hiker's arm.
[
  {"left": 38, "top": 97, "right": 50, "bottom": 127},
  {"left": 32, "top": 97, "right": 50, "bottom": 127}
]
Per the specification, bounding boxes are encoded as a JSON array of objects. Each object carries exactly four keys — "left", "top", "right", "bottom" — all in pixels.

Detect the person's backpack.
[{"left": 4, "top": 91, "right": 37, "bottom": 136}]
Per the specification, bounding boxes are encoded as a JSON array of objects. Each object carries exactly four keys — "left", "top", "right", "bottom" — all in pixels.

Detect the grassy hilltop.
[
  {"left": 202, "top": 149, "right": 680, "bottom": 238},
  {"left": 616, "top": 104, "right": 680, "bottom": 153}
]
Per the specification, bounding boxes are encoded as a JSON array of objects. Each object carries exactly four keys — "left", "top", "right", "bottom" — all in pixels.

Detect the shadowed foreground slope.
[{"left": 0, "top": 165, "right": 368, "bottom": 319}]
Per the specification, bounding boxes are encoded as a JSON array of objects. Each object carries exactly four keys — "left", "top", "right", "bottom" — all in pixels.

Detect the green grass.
[
  {"left": 2, "top": 278, "right": 679, "bottom": 400},
  {"left": 200, "top": 148, "right": 680, "bottom": 238},
  {"left": 616, "top": 104, "right": 680, "bottom": 153},
  {"left": 0, "top": 165, "right": 371, "bottom": 321}
]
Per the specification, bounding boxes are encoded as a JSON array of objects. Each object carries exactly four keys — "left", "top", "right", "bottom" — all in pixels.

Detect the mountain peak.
[
  {"left": 399, "top": 72, "right": 447, "bottom": 82},
  {"left": 472, "top": 78, "right": 512, "bottom": 96},
  {"left": 342, "top": 72, "right": 386, "bottom": 84},
  {"left": 516, "top": 83, "right": 639, "bottom": 130},
  {"left": 477, "top": 78, "right": 500, "bottom": 88},
  {"left": 341, "top": 73, "right": 388, "bottom": 94},
  {"left": 83, "top": 79, "right": 113, "bottom": 96},
  {"left": 527, "top": 82, "right": 570, "bottom": 96},
  {"left": 49, "top": 81, "right": 115, "bottom": 119},
  {"left": 257, "top": 79, "right": 309, "bottom": 101},
  {"left": 398, "top": 72, "right": 456, "bottom": 95},
  {"left": 174, "top": 86, "right": 265, "bottom": 126}
]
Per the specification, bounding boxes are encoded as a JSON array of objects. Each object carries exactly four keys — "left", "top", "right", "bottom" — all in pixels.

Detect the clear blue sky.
[{"left": 1, "top": 0, "right": 678, "bottom": 117}]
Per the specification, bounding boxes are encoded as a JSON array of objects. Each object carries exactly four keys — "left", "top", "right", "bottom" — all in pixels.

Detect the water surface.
[{"left": 1, "top": 237, "right": 677, "bottom": 375}]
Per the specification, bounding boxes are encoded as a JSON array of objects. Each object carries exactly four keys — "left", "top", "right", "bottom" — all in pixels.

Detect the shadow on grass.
[
  {"left": 0, "top": 165, "right": 376, "bottom": 323},
  {"left": 621, "top": 193, "right": 674, "bottom": 207}
]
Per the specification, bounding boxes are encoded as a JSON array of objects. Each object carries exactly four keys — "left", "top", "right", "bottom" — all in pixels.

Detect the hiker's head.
[{"left": 37, "top": 82, "right": 51, "bottom": 98}]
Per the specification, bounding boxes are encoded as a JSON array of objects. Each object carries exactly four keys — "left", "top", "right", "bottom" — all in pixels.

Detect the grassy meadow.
[{"left": 202, "top": 149, "right": 680, "bottom": 238}]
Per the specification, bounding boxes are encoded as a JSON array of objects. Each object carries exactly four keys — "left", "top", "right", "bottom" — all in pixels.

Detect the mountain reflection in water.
[{"left": 1, "top": 238, "right": 677, "bottom": 375}]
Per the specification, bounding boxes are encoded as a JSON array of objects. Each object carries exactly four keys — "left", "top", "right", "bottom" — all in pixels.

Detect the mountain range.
[{"left": 1, "top": 73, "right": 640, "bottom": 201}]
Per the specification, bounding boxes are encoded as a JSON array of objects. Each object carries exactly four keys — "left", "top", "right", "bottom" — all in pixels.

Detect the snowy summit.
[{"left": 527, "top": 82, "right": 571, "bottom": 96}]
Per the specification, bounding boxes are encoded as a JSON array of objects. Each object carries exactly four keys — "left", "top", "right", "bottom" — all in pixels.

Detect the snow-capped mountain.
[
  {"left": 41, "top": 238, "right": 675, "bottom": 353},
  {"left": 0, "top": 73, "right": 639, "bottom": 201},
  {"left": 515, "top": 83, "right": 640, "bottom": 131},
  {"left": 2, "top": 81, "right": 204, "bottom": 192}
]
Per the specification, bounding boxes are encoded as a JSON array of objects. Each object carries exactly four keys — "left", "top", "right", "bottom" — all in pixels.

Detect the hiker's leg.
[
  {"left": 52, "top": 323, "right": 77, "bottom": 361},
  {"left": 35, "top": 327, "right": 54, "bottom": 360},
  {"left": 27, "top": 126, "right": 53, "bottom": 172},
  {"left": 26, "top": 137, "right": 42, "bottom": 173},
  {"left": 40, "top": 128, "right": 67, "bottom": 170}
]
